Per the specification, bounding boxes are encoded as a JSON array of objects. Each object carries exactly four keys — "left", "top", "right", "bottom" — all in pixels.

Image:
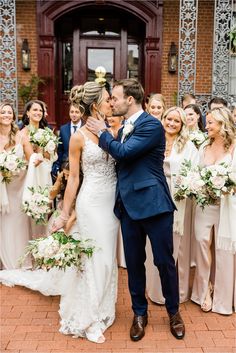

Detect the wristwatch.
[{"left": 97, "top": 128, "right": 107, "bottom": 138}]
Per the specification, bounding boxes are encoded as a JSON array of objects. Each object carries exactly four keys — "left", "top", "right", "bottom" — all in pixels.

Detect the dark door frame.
[{"left": 37, "top": 1, "right": 163, "bottom": 127}]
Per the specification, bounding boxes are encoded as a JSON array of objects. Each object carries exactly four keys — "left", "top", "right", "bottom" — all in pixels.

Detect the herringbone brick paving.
[{"left": 1, "top": 268, "right": 235, "bottom": 353}]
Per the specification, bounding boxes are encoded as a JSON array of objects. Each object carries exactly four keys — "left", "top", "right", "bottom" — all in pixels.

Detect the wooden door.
[{"left": 74, "top": 38, "right": 123, "bottom": 85}]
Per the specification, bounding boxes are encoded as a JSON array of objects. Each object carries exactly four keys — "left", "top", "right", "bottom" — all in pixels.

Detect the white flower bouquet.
[
  {"left": 199, "top": 162, "right": 236, "bottom": 205},
  {"left": 22, "top": 185, "right": 51, "bottom": 224},
  {"left": 0, "top": 149, "right": 27, "bottom": 183},
  {"left": 19, "top": 230, "right": 95, "bottom": 271},
  {"left": 29, "top": 127, "right": 60, "bottom": 157},
  {"left": 174, "top": 160, "right": 236, "bottom": 209},
  {"left": 174, "top": 159, "right": 207, "bottom": 206},
  {"left": 189, "top": 130, "right": 207, "bottom": 148}
]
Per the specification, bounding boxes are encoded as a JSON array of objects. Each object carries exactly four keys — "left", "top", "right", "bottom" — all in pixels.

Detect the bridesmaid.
[
  {"left": 145, "top": 106, "right": 198, "bottom": 303},
  {"left": 106, "top": 115, "right": 123, "bottom": 137},
  {"left": 146, "top": 93, "right": 166, "bottom": 120},
  {"left": 191, "top": 107, "right": 236, "bottom": 315},
  {"left": 0, "top": 102, "right": 33, "bottom": 269},
  {"left": 106, "top": 115, "right": 126, "bottom": 267},
  {"left": 20, "top": 100, "right": 53, "bottom": 237},
  {"left": 184, "top": 104, "right": 205, "bottom": 132}
]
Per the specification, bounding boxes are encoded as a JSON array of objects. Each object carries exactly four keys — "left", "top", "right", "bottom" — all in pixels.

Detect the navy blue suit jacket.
[
  {"left": 52, "top": 122, "right": 71, "bottom": 175},
  {"left": 99, "top": 111, "right": 176, "bottom": 220}
]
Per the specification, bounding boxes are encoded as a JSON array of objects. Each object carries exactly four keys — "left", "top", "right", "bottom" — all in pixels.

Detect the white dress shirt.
[
  {"left": 70, "top": 120, "right": 82, "bottom": 134},
  {"left": 124, "top": 109, "right": 144, "bottom": 125}
]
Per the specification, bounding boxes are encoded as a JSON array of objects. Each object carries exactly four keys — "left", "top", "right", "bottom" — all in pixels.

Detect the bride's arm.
[{"left": 51, "top": 133, "right": 83, "bottom": 232}]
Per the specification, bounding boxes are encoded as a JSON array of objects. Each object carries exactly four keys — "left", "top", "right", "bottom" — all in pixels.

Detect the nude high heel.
[{"left": 201, "top": 282, "right": 213, "bottom": 312}]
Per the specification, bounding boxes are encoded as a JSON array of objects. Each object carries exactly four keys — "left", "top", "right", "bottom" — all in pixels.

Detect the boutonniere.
[{"left": 121, "top": 122, "right": 134, "bottom": 142}]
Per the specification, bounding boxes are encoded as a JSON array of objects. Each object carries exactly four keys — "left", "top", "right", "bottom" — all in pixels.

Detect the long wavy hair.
[
  {"left": 69, "top": 81, "right": 105, "bottom": 120},
  {"left": 206, "top": 107, "right": 236, "bottom": 150},
  {"left": 21, "top": 100, "right": 48, "bottom": 129},
  {"left": 0, "top": 102, "right": 18, "bottom": 149},
  {"left": 184, "top": 103, "right": 205, "bottom": 132},
  {"left": 162, "top": 106, "right": 189, "bottom": 153}
]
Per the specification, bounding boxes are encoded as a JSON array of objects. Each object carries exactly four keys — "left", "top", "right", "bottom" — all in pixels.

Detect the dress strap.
[{"left": 78, "top": 129, "right": 87, "bottom": 139}]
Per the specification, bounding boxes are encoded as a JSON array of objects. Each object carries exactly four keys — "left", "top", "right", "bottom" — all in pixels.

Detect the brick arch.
[{"left": 37, "top": 0, "right": 163, "bottom": 125}]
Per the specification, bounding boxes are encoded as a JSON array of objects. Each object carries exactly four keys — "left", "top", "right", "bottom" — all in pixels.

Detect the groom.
[{"left": 86, "top": 79, "right": 185, "bottom": 341}]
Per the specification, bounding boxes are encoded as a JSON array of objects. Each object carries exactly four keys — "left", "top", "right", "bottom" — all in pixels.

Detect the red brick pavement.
[{"left": 1, "top": 268, "right": 235, "bottom": 353}]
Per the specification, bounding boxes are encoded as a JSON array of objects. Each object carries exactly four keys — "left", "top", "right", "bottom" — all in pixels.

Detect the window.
[{"left": 62, "top": 42, "right": 73, "bottom": 94}]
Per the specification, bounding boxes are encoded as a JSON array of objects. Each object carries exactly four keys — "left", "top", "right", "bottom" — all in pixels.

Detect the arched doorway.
[
  {"left": 55, "top": 6, "right": 146, "bottom": 125},
  {"left": 37, "top": 1, "right": 163, "bottom": 127}
]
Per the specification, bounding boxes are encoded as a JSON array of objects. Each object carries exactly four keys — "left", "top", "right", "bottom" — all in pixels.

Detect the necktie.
[{"left": 73, "top": 125, "right": 77, "bottom": 133}]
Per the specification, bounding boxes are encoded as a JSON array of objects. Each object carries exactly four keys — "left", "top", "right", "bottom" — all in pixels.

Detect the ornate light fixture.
[
  {"left": 168, "top": 42, "right": 178, "bottom": 73},
  {"left": 21, "top": 39, "right": 31, "bottom": 70}
]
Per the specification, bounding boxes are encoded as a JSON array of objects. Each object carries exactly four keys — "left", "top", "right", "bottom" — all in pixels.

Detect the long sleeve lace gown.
[{"left": 0, "top": 131, "right": 120, "bottom": 343}]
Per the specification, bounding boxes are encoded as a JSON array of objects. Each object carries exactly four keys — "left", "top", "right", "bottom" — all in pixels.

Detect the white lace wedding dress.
[{"left": 0, "top": 131, "right": 119, "bottom": 343}]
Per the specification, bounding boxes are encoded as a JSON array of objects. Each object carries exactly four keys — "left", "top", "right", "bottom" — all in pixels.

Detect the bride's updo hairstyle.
[{"left": 69, "top": 82, "right": 105, "bottom": 119}]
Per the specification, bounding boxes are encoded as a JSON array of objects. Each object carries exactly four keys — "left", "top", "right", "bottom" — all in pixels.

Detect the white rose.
[
  {"left": 0, "top": 152, "right": 7, "bottom": 165},
  {"left": 228, "top": 171, "right": 236, "bottom": 184},
  {"left": 33, "top": 129, "right": 44, "bottom": 142},
  {"left": 210, "top": 175, "right": 226, "bottom": 189},
  {"left": 189, "top": 177, "right": 205, "bottom": 192},
  {"left": 44, "top": 140, "right": 56, "bottom": 154},
  {"left": 4, "top": 160, "right": 18, "bottom": 171},
  {"left": 31, "top": 193, "right": 44, "bottom": 203},
  {"left": 214, "top": 164, "right": 228, "bottom": 176}
]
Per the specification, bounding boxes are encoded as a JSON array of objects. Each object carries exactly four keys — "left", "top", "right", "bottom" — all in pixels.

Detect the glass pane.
[
  {"left": 80, "top": 18, "right": 120, "bottom": 37},
  {"left": 127, "top": 44, "right": 139, "bottom": 79},
  {"left": 87, "top": 49, "right": 114, "bottom": 82},
  {"left": 62, "top": 42, "right": 73, "bottom": 94}
]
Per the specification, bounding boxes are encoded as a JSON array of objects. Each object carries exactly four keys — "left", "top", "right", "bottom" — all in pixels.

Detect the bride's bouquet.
[
  {"left": 0, "top": 149, "right": 27, "bottom": 183},
  {"left": 19, "top": 230, "right": 95, "bottom": 271},
  {"left": 22, "top": 185, "right": 51, "bottom": 224},
  {"left": 174, "top": 159, "right": 236, "bottom": 209},
  {"left": 29, "top": 126, "right": 60, "bottom": 158}
]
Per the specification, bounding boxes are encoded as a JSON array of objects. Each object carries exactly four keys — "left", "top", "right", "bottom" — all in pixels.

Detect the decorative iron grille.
[
  {"left": 0, "top": 0, "right": 18, "bottom": 112},
  {"left": 212, "top": 0, "right": 235, "bottom": 103},
  {"left": 178, "top": 0, "right": 198, "bottom": 103}
]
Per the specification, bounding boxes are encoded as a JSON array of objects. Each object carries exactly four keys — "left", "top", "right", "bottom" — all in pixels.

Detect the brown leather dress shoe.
[
  {"left": 130, "top": 314, "right": 148, "bottom": 341},
  {"left": 169, "top": 311, "right": 185, "bottom": 339}
]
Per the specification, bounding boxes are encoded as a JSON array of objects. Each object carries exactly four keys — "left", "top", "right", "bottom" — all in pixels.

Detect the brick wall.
[
  {"left": 14, "top": 0, "right": 214, "bottom": 114},
  {"left": 161, "top": 0, "right": 179, "bottom": 108},
  {"left": 16, "top": 0, "right": 38, "bottom": 114},
  {"left": 195, "top": 0, "right": 214, "bottom": 94}
]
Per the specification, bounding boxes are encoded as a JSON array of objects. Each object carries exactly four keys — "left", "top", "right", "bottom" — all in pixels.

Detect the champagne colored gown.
[
  {"left": 145, "top": 156, "right": 193, "bottom": 303},
  {"left": 0, "top": 144, "right": 31, "bottom": 269},
  {"left": 0, "top": 130, "right": 120, "bottom": 342},
  {"left": 191, "top": 151, "right": 236, "bottom": 315}
]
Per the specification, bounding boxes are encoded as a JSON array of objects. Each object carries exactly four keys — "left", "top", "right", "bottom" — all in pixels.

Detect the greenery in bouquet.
[
  {"left": 174, "top": 160, "right": 236, "bottom": 209},
  {"left": 199, "top": 162, "right": 236, "bottom": 205},
  {"left": 28, "top": 126, "right": 60, "bottom": 156},
  {"left": 0, "top": 148, "right": 27, "bottom": 183},
  {"left": 19, "top": 230, "right": 95, "bottom": 271},
  {"left": 174, "top": 159, "right": 206, "bottom": 203},
  {"left": 22, "top": 185, "right": 51, "bottom": 224},
  {"left": 189, "top": 130, "right": 208, "bottom": 149}
]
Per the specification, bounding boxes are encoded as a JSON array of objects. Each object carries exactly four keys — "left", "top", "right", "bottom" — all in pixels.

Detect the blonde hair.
[
  {"left": 147, "top": 93, "right": 166, "bottom": 115},
  {"left": 207, "top": 107, "right": 236, "bottom": 150},
  {"left": 69, "top": 81, "right": 105, "bottom": 118},
  {"left": 0, "top": 102, "right": 18, "bottom": 149},
  {"left": 162, "top": 106, "right": 189, "bottom": 153}
]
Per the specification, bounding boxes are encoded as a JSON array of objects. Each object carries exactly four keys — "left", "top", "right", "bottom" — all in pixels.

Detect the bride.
[{"left": 0, "top": 82, "right": 119, "bottom": 343}]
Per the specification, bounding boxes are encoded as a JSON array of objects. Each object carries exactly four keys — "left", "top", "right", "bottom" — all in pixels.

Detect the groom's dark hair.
[{"left": 113, "top": 79, "right": 144, "bottom": 105}]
